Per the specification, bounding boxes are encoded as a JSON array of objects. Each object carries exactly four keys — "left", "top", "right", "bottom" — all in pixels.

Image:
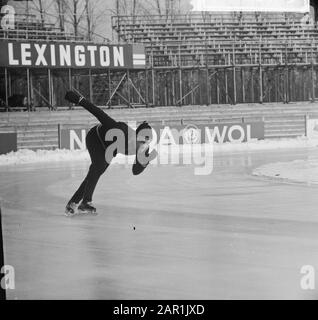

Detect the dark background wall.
[{"left": 0, "top": 132, "right": 17, "bottom": 155}]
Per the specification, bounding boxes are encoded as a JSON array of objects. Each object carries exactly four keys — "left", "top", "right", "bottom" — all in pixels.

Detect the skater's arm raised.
[{"left": 65, "top": 91, "right": 117, "bottom": 128}]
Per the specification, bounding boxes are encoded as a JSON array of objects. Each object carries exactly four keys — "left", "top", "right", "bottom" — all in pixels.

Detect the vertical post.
[
  {"left": 206, "top": 68, "right": 210, "bottom": 105},
  {"left": 26, "top": 69, "right": 31, "bottom": 111},
  {"left": 232, "top": 42, "right": 237, "bottom": 105},
  {"left": 30, "top": 70, "right": 34, "bottom": 111},
  {"left": 203, "top": 14, "right": 209, "bottom": 105},
  {"left": 164, "top": 72, "right": 168, "bottom": 106},
  {"left": 289, "top": 68, "right": 293, "bottom": 102},
  {"left": 145, "top": 69, "right": 149, "bottom": 107},
  {"left": 302, "top": 67, "right": 306, "bottom": 101},
  {"left": 225, "top": 69, "right": 228, "bottom": 104},
  {"left": 108, "top": 69, "right": 112, "bottom": 108},
  {"left": 179, "top": 68, "right": 183, "bottom": 106},
  {"left": 68, "top": 69, "right": 72, "bottom": 90},
  {"left": 152, "top": 68, "right": 156, "bottom": 106},
  {"left": 259, "top": 68, "right": 263, "bottom": 104},
  {"left": 51, "top": 70, "right": 55, "bottom": 109},
  {"left": 233, "top": 67, "right": 237, "bottom": 105},
  {"left": 4, "top": 68, "right": 8, "bottom": 107},
  {"left": 151, "top": 48, "right": 155, "bottom": 106},
  {"left": 284, "top": 42, "right": 289, "bottom": 104},
  {"left": 216, "top": 70, "right": 220, "bottom": 104},
  {"left": 283, "top": 67, "right": 287, "bottom": 103},
  {"left": 88, "top": 69, "right": 93, "bottom": 102},
  {"left": 259, "top": 42, "right": 263, "bottom": 104},
  {"left": 137, "top": 72, "right": 141, "bottom": 104},
  {"left": 190, "top": 70, "right": 194, "bottom": 104},
  {"left": 127, "top": 69, "right": 131, "bottom": 107},
  {"left": 251, "top": 68, "right": 255, "bottom": 103},
  {"left": 241, "top": 67, "right": 245, "bottom": 103},
  {"left": 172, "top": 70, "right": 176, "bottom": 106},
  {"left": 311, "top": 40, "right": 315, "bottom": 103},
  {"left": 48, "top": 69, "right": 52, "bottom": 110},
  {"left": 199, "top": 69, "right": 203, "bottom": 105},
  {"left": 205, "top": 34, "right": 210, "bottom": 105},
  {"left": 275, "top": 68, "right": 278, "bottom": 102},
  {"left": 8, "top": 71, "right": 12, "bottom": 97},
  {"left": 311, "top": 63, "right": 315, "bottom": 103},
  {"left": 68, "top": 69, "right": 72, "bottom": 110},
  {"left": 179, "top": 45, "right": 182, "bottom": 106}
]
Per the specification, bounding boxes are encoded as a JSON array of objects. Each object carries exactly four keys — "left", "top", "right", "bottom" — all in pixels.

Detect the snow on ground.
[
  {"left": 0, "top": 149, "right": 90, "bottom": 166},
  {"left": 253, "top": 159, "right": 318, "bottom": 185},
  {"left": 1, "top": 137, "right": 318, "bottom": 167},
  {"left": 251, "top": 138, "right": 318, "bottom": 184}
]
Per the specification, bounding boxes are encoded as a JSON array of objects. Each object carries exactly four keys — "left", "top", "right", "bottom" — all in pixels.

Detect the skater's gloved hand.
[
  {"left": 65, "top": 91, "right": 83, "bottom": 105},
  {"left": 147, "top": 149, "right": 158, "bottom": 163},
  {"left": 132, "top": 148, "right": 158, "bottom": 176}
]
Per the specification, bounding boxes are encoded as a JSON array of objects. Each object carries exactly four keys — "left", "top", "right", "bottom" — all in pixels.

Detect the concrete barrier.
[{"left": 0, "top": 102, "right": 314, "bottom": 150}]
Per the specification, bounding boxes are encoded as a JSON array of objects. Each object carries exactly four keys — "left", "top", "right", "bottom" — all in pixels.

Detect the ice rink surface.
[{"left": 2, "top": 148, "right": 318, "bottom": 300}]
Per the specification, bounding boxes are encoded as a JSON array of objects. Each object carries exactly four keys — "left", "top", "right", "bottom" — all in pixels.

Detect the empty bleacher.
[
  {"left": 112, "top": 13, "right": 318, "bottom": 66},
  {"left": 0, "top": 13, "right": 87, "bottom": 42}
]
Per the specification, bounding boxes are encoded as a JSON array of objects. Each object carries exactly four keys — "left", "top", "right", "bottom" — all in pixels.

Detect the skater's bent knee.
[{"left": 90, "top": 162, "right": 108, "bottom": 175}]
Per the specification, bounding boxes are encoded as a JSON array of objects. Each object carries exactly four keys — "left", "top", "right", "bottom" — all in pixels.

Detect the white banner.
[{"left": 191, "top": 0, "right": 310, "bottom": 12}]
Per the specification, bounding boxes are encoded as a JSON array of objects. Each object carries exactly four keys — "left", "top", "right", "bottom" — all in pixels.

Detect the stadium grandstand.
[
  {"left": 1, "top": 0, "right": 318, "bottom": 110},
  {"left": 112, "top": 2, "right": 318, "bottom": 107},
  {"left": 2, "top": 0, "right": 318, "bottom": 151}
]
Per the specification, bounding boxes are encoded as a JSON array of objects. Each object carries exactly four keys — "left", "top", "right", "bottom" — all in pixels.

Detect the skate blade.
[
  {"left": 65, "top": 212, "right": 98, "bottom": 218},
  {"left": 65, "top": 212, "right": 78, "bottom": 218},
  {"left": 77, "top": 210, "right": 98, "bottom": 216}
]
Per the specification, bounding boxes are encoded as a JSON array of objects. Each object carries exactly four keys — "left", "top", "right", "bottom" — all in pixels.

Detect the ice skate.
[
  {"left": 65, "top": 202, "right": 78, "bottom": 217},
  {"left": 78, "top": 202, "right": 98, "bottom": 215}
]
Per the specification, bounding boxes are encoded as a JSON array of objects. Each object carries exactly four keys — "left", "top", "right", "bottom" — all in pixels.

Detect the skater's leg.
[
  {"left": 66, "top": 161, "right": 108, "bottom": 215},
  {"left": 68, "top": 176, "right": 89, "bottom": 204},
  {"left": 67, "top": 128, "right": 99, "bottom": 205},
  {"left": 68, "top": 160, "right": 109, "bottom": 204},
  {"left": 66, "top": 127, "right": 111, "bottom": 215},
  {"left": 81, "top": 161, "right": 109, "bottom": 203},
  {"left": 81, "top": 127, "right": 111, "bottom": 204},
  {"left": 75, "top": 156, "right": 109, "bottom": 214}
]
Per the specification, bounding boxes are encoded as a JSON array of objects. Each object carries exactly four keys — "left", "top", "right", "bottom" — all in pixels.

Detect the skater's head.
[
  {"left": 136, "top": 121, "right": 153, "bottom": 150},
  {"left": 133, "top": 121, "right": 157, "bottom": 176}
]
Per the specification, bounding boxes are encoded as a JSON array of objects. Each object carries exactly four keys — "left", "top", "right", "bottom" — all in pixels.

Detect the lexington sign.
[{"left": 0, "top": 40, "right": 146, "bottom": 69}]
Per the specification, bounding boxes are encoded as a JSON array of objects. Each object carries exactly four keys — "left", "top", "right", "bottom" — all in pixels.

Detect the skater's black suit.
[{"left": 69, "top": 97, "right": 136, "bottom": 204}]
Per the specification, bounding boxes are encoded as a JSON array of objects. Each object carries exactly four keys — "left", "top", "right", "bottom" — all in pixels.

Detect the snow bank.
[
  {"left": 0, "top": 149, "right": 90, "bottom": 166},
  {"left": 253, "top": 159, "right": 318, "bottom": 185},
  {"left": 1, "top": 137, "right": 318, "bottom": 167},
  {"left": 213, "top": 137, "right": 318, "bottom": 152}
]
